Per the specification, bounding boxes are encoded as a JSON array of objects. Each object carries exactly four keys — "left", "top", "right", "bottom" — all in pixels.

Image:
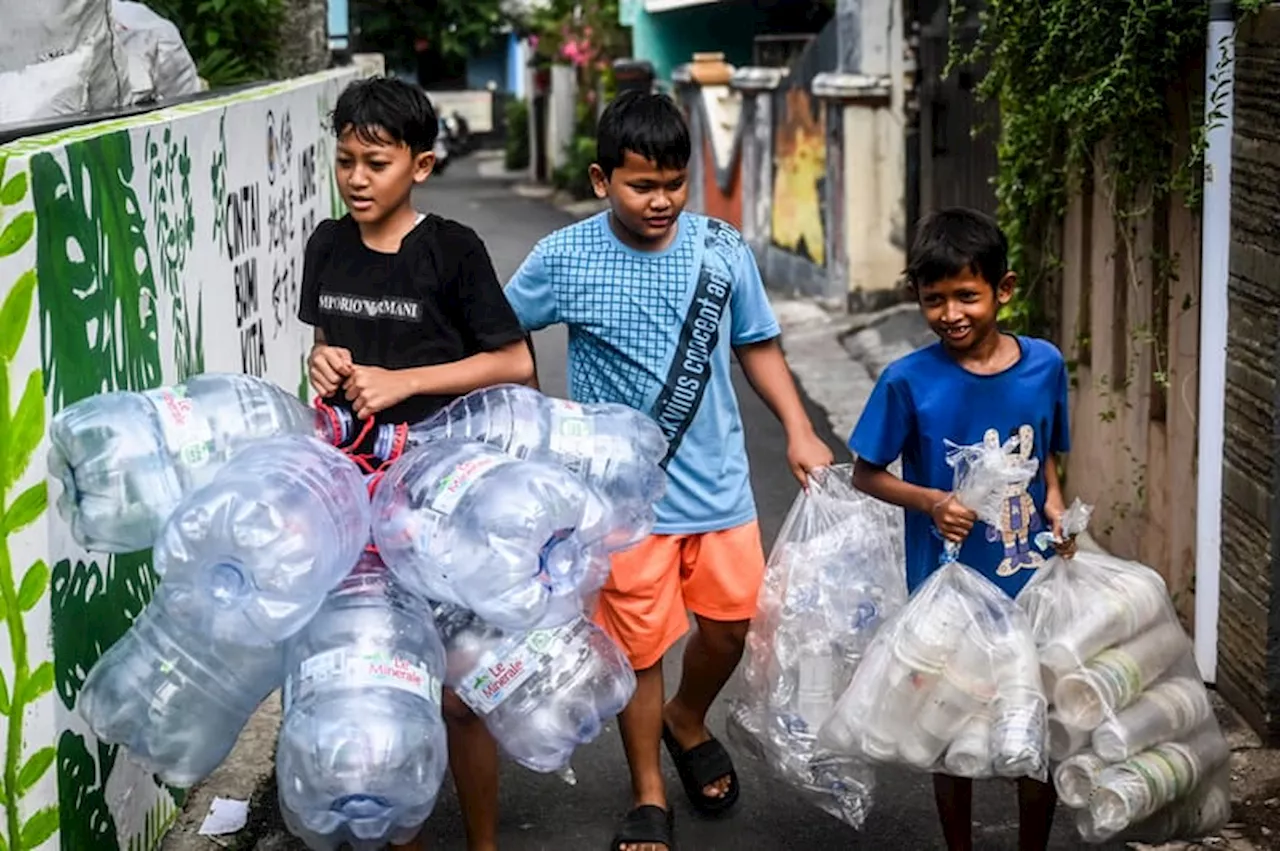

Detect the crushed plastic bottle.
[
  {"left": 413, "top": 385, "right": 668, "bottom": 549},
  {"left": 77, "top": 594, "right": 285, "bottom": 788},
  {"left": 277, "top": 555, "right": 448, "bottom": 851},
  {"left": 438, "top": 606, "right": 636, "bottom": 773},
  {"left": 49, "top": 373, "right": 327, "bottom": 553},
  {"left": 372, "top": 439, "right": 614, "bottom": 631},
  {"left": 152, "top": 435, "right": 371, "bottom": 645}
]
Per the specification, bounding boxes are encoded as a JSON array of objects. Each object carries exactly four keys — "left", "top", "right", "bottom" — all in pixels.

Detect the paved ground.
[{"left": 164, "top": 154, "right": 1155, "bottom": 850}]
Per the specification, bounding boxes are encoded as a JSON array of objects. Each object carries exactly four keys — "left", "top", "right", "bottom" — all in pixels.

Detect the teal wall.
[{"left": 631, "top": 3, "right": 762, "bottom": 81}]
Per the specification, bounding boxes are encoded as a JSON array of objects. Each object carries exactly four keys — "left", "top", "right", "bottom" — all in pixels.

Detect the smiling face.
[
  {"left": 335, "top": 124, "right": 434, "bottom": 225},
  {"left": 590, "top": 151, "right": 689, "bottom": 249},
  {"left": 915, "top": 268, "right": 1015, "bottom": 353}
]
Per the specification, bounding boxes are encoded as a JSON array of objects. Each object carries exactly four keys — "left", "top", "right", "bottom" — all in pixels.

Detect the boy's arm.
[
  {"left": 852, "top": 459, "right": 974, "bottom": 542},
  {"left": 344, "top": 341, "right": 534, "bottom": 420},
  {"left": 734, "top": 339, "right": 833, "bottom": 484}
]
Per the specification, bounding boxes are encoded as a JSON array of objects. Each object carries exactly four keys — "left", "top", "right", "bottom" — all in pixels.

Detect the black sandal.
[
  {"left": 611, "top": 804, "right": 674, "bottom": 850},
  {"left": 661, "top": 722, "right": 740, "bottom": 817}
]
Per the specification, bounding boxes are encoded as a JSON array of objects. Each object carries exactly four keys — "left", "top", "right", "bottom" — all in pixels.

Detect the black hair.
[
  {"left": 907, "top": 207, "right": 1009, "bottom": 290},
  {"left": 595, "top": 91, "right": 691, "bottom": 177},
  {"left": 331, "top": 77, "right": 438, "bottom": 155}
]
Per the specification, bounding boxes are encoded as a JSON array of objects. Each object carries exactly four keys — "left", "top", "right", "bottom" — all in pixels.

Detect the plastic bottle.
[
  {"left": 277, "top": 557, "right": 447, "bottom": 851},
  {"left": 76, "top": 595, "right": 284, "bottom": 788},
  {"left": 153, "top": 435, "right": 370, "bottom": 645},
  {"left": 372, "top": 439, "right": 614, "bottom": 631},
  {"left": 443, "top": 612, "right": 636, "bottom": 773},
  {"left": 49, "top": 373, "right": 327, "bottom": 553},
  {"left": 414, "top": 384, "right": 669, "bottom": 549}
]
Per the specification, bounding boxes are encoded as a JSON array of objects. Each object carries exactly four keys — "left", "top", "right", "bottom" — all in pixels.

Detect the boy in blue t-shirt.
[
  {"left": 849, "top": 208, "right": 1074, "bottom": 850},
  {"left": 505, "top": 91, "right": 833, "bottom": 851}
]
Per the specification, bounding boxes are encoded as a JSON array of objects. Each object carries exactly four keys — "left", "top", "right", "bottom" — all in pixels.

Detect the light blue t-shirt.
[
  {"left": 849, "top": 337, "right": 1071, "bottom": 598},
  {"left": 505, "top": 212, "right": 781, "bottom": 534}
]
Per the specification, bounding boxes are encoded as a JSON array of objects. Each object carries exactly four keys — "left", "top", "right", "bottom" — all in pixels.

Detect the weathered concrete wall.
[{"left": 1219, "top": 5, "right": 1280, "bottom": 738}]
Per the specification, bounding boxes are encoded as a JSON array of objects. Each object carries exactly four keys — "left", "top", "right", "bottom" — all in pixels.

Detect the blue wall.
[
  {"left": 327, "top": 0, "right": 348, "bottom": 48},
  {"left": 631, "top": 3, "right": 761, "bottom": 81}
]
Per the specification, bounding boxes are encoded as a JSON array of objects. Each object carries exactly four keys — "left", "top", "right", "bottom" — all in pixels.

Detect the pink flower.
[{"left": 528, "top": 34, "right": 539, "bottom": 50}]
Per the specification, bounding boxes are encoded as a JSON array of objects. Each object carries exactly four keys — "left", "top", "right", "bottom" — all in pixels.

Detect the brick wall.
[{"left": 1219, "top": 5, "right": 1280, "bottom": 739}]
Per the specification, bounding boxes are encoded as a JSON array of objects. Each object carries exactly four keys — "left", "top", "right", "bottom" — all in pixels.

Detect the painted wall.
[
  {"left": 632, "top": 4, "right": 758, "bottom": 81},
  {"left": 0, "top": 66, "right": 357, "bottom": 851},
  {"left": 677, "top": 83, "right": 744, "bottom": 229}
]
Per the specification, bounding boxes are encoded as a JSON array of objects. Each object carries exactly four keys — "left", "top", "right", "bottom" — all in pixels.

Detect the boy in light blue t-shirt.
[
  {"left": 850, "top": 207, "right": 1075, "bottom": 850},
  {"left": 505, "top": 92, "right": 833, "bottom": 851}
]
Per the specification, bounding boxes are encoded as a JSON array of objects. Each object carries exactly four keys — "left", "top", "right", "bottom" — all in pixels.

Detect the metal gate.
[{"left": 911, "top": 0, "right": 999, "bottom": 227}]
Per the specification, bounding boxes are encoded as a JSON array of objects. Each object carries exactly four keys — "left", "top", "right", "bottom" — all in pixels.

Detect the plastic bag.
[
  {"left": 817, "top": 437, "right": 1048, "bottom": 782},
  {"left": 726, "top": 465, "right": 905, "bottom": 828},
  {"left": 1018, "top": 500, "right": 1231, "bottom": 844}
]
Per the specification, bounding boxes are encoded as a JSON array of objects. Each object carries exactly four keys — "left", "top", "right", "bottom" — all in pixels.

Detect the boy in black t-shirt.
[{"left": 299, "top": 77, "right": 531, "bottom": 851}]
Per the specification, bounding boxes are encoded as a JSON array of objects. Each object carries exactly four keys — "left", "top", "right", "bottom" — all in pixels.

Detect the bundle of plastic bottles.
[
  {"left": 435, "top": 603, "right": 637, "bottom": 775},
  {"left": 1019, "top": 501, "right": 1231, "bottom": 844},
  {"left": 50, "top": 375, "right": 663, "bottom": 849},
  {"left": 818, "top": 437, "right": 1049, "bottom": 783},
  {"left": 726, "top": 464, "right": 906, "bottom": 829}
]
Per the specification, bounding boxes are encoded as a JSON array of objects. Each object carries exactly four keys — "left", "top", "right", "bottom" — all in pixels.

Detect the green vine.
[
  {"left": 0, "top": 155, "right": 56, "bottom": 851},
  {"left": 949, "top": 0, "right": 1264, "bottom": 338}
]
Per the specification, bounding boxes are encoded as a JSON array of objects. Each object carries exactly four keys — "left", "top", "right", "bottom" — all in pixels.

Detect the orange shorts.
[{"left": 592, "top": 520, "right": 767, "bottom": 670}]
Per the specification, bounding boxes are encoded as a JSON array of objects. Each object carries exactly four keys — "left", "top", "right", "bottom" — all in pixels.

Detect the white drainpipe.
[{"left": 1195, "top": 0, "right": 1236, "bottom": 684}]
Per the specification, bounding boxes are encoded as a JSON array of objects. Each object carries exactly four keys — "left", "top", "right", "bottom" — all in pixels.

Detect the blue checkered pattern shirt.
[{"left": 504, "top": 212, "right": 780, "bottom": 533}]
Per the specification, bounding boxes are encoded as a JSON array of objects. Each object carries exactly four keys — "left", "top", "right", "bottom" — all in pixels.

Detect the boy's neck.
[
  {"left": 946, "top": 328, "right": 1020, "bottom": 375},
  {"left": 358, "top": 204, "right": 421, "bottom": 253}
]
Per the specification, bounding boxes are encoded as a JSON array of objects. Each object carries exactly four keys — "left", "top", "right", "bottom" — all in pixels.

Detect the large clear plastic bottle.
[
  {"left": 152, "top": 435, "right": 370, "bottom": 645},
  {"left": 439, "top": 607, "right": 636, "bottom": 773},
  {"left": 76, "top": 594, "right": 285, "bottom": 788},
  {"left": 49, "top": 373, "right": 328, "bottom": 553},
  {"left": 277, "top": 555, "right": 447, "bottom": 851},
  {"left": 372, "top": 439, "right": 614, "bottom": 631},
  {"left": 411, "top": 384, "right": 668, "bottom": 549}
]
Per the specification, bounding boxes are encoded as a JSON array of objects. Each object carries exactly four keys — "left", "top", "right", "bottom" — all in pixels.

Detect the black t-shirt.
[{"left": 298, "top": 214, "right": 526, "bottom": 424}]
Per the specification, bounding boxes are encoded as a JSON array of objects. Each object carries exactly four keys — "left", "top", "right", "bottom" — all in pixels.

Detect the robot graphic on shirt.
[{"left": 985, "top": 424, "right": 1045, "bottom": 577}]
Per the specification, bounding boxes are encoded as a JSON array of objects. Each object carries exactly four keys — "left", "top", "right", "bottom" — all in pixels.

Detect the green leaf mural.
[
  {"left": 32, "top": 130, "right": 172, "bottom": 851},
  {"left": 32, "top": 132, "right": 163, "bottom": 413},
  {"left": 55, "top": 733, "right": 116, "bottom": 851},
  {"left": 145, "top": 127, "right": 202, "bottom": 380},
  {"left": 0, "top": 150, "right": 55, "bottom": 851}
]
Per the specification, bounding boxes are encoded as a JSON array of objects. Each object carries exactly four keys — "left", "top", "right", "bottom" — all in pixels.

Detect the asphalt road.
[{"left": 288, "top": 155, "right": 1112, "bottom": 851}]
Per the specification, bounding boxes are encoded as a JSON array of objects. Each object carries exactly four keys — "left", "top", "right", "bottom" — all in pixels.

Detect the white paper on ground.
[{"left": 198, "top": 797, "right": 249, "bottom": 836}]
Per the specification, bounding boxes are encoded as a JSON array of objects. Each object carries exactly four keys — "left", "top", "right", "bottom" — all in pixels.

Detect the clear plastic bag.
[
  {"left": 726, "top": 465, "right": 906, "bottom": 828},
  {"left": 817, "top": 438, "right": 1048, "bottom": 782},
  {"left": 1019, "top": 499, "right": 1231, "bottom": 844}
]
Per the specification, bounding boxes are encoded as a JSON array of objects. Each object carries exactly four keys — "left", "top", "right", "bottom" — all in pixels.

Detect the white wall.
[{"left": 0, "top": 66, "right": 358, "bottom": 851}]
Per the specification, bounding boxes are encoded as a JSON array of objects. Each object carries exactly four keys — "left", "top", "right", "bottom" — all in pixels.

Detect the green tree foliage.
[
  {"left": 147, "top": 0, "right": 287, "bottom": 87},
  {"left": 351, "top": 0, "right": 508, "bottom": 74}
]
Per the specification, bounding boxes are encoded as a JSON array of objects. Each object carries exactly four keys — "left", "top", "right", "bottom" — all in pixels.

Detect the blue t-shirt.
[
  {"left": 849, "top": 337, "right": 1071, "bottom": 597},
  {"left": 504, "top": 211, "right": 781, "bottom": 534}
]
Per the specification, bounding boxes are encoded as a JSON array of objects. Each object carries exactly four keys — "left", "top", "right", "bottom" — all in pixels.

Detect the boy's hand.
[
  {"left": 930, "top": 492, "right": 977, "bottom": 543},
  {"left": 345, "top": 365, "right": 410, "bottom": 420},
  {"left": 309, "top": 345, "right": 353, "bottom": 397},
  {"left": 1044, "top": 494, "right": 1078, "bottom": 559},
  {"left": 786, "top": 428, "right": 835, "bottom": 487}
]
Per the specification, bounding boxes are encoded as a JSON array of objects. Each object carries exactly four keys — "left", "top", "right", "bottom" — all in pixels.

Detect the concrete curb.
[{"left": 160, "top": 693, "right": 282, "bottom": 850}]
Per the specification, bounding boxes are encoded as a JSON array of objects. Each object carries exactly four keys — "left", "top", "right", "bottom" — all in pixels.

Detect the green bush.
[
  {"left": 147, "top": 0, "right": 286, "bottom": 88},
  {"left": 505, "top": 99, "right": 530, "bottom": 172},
  {"left": 552, "top": 135, "right": 597, "bottom": 201}
]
